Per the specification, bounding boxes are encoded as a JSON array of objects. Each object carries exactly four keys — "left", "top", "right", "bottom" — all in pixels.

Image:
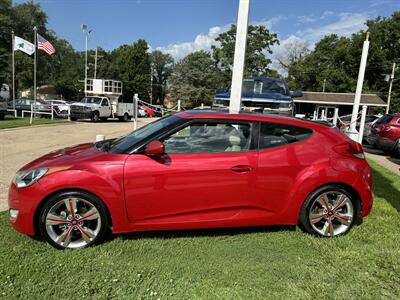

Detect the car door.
[
  {"left": 100, "top": 98, "right": 111, "bottom": 117},
  {"left": 124, "top": 119, "right": 258, "bottom": 229}
]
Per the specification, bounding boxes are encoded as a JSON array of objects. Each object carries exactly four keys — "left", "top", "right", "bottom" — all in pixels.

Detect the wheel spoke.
[
  {"left": 322, "top": 219, "right": 334, "bottom": 237},
  {"left": 56, "top": 226, "right": 73, "bottom": 247},
  {"left": 310, "top": 211, "right": 327, "bottom": 224},
  {"left": 334, "top": 212, "right": 352, "bottom": 225},
  {"left": 80, "top": 207, "right": 99, "bottom": 221},
  {"left": 64, "top": 198, "right": 77, "bottom": 218},
  {"left": 77, "top": 226, "right": 96, "bottom": 243},
  {"left": 317, "top": 195, "right": 329, "bottom": 210},
  {"left": 333, "top": 194, "right": 347, "bottom": 211},
  {"left": 46, "top": 213, "right": 68, "bottom": 225}
]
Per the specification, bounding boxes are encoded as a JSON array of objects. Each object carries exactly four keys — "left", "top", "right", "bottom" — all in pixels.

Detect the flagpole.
[
  {"left": 11, "top": 30, "right": 15, "bottom": 110},
  {"left": 33, "top": 26, "right": 37, "bottom": 108}
]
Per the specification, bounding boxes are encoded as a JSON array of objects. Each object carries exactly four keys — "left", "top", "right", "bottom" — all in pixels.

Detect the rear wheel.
[
  {"left": 391, "top": 139, "right": 400, "bottom": 158},
  {"left": 39, "top": 191, "right": 109, "bottom": 249},
  {"left": 70, "top": 117, "right": 77, "bottom": 121},
  {"left": 100, "top": 117, "right": 108, "bottom": 122},
  {"left": 299, "top": 185, "right": 359, "bottom": 237}
]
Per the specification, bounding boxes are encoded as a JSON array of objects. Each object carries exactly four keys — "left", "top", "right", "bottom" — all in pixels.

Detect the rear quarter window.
[{"left": 259, "top": 122, "right": 313, "bottom": 149}]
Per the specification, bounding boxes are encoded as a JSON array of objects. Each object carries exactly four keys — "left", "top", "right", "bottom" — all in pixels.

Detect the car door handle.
[{"left": 231, "top": 165, "right": 253, "bottom": 173}]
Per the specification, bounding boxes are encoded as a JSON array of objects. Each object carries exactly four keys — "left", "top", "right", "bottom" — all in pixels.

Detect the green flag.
[{"left": 13, "top": 36, "right": 35, "bottom": 55}]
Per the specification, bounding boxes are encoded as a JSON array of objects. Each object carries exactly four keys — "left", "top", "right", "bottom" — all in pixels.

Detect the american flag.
[{"left": 37, "top": 34, "right": 55, "bottom": 55}]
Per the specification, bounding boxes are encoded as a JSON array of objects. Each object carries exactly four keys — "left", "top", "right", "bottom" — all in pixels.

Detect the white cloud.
[
  {"left": 156, "top": 16, "right": 285, "bottom": 60},
  {"left": 296, "top": 12, "right": 368, "bottom": 43},
  {"left": 156, "top": 25, "right": 229, "bottom": 60},
  {"left": 297, "top": 15, "right": 317, "bottom": 24},
  {"left": 369, "top": 0, "right": 392, "bottom": 8}
]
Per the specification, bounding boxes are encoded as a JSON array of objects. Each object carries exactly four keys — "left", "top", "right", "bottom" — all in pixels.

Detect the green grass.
[
  {"left": 0, "top": 161, "right": 399, "bottom": 299},
  {"left": 0, "top": 115, "right": 66, "bottom": 129}
]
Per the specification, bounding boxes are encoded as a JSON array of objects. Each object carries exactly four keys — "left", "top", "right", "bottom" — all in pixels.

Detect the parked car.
[
  {"left": 137, "top": 106, "right": 147, "bottom": 117},
  {"left": 337, "top": 114, "right": 380, "bottom": 131},
  {"left": 140, "top": 105, "right": 155, "bottom": 117},
  {"left": 8, "top": 99, "right": 52, "bottom": 116},
  {"left": 46, "top": 99, "right": 70, "bottom": 117},
  {"left": 9, "top": 111, "right": 373, "bottom": 249},
  {"left": 367, "top": 114, "right": 400, "bottom": 157}
]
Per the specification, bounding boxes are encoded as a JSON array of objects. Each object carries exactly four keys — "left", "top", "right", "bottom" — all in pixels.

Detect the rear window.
[{"left": 259, "top": 122, "right": 313, "bottom": 149}]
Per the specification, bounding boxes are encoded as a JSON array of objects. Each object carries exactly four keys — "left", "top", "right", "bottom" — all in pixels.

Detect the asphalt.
[
  {"left": 364, "top": 144, "right": 400, "bottom": 176},
  {"left": 0, "top": 118, "right": 156, "bottom": 212}
]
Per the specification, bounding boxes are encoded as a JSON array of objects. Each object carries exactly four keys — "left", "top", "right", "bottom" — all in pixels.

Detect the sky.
[{"left": 16, "top": 0, "right": 400, "bottom": 64}]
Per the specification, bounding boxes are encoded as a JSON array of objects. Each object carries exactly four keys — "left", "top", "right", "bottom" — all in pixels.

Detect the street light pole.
[
  {"left": 386, "top": 62, "right": 396, "bottom": 114},
  {"left": 229, "top": 0, "right": 250, "bottom": 114},
  {"left": 347, "top": 32, "right": 370, "bottom": 142},
  {"left": 81, "top": 24, "right": 90, "bottom": 96}
]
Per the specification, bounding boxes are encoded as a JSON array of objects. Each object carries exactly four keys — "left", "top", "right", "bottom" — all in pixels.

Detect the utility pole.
[
  {"left": 322, "top": 79, "right": 326, "bottom": 93},
  {"left": 347, "top": 32, "right": 370, "bottom": 142},
  {"left": 91, "top": 47, "right": 103, "bottom": 79},
  {"left": 386, "top": 62, "right": 396, "bottom": 114},
  {"left": 33, "top": 26, "right": 37, "bottom": 107},
  {"left": 229, "top": 0, "right": 250, "bottom": 114},
  {"left": 81, "top": 24, "right": 91, "bottom": 95},
  {"left": 11, "top": 30, "right": 15, "bottom": 110}
]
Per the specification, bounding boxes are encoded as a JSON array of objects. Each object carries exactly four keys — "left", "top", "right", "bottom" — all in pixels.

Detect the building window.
[{"left": 86, "top": 79, "right": 93, "bottom": 91}]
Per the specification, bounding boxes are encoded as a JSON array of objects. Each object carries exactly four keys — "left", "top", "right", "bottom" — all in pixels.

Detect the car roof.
[{"left": 175, "top": 110, "right": 331, "bottom": 130}]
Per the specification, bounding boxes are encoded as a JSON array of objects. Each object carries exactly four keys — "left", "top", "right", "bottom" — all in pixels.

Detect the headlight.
[
  {"left": 14, "top": 168, "right": 48, "bottom": 188},
  {"left": 13, "top": 166, "right": 72, "bottom": 188}
]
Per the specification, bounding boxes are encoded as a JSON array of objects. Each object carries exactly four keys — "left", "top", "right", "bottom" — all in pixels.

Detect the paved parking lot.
[
  {"left": 0, "top": 119, "right": 156, "bottom": 211},
  {"left": 364, "top": 145, "right": 400, "bottom": 175}
]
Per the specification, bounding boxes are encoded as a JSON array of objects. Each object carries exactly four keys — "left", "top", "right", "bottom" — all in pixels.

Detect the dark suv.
[{"left": 367, "top": 114, "right": 400, "bottom": 157}]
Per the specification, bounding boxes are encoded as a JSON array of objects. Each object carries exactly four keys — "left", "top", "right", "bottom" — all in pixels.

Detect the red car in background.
[
  {"left": 8, "top": 111, "right": 372, "bottom": 249},
  {"left": 367, "top": 114, "right": 400, "bottom": 157},
  {"left": 140, "top": 105, "right": 155, "bottom": 117}
]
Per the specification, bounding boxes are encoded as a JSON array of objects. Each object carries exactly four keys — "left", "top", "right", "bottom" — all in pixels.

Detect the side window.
[
  {"left": 162, "top": 122, "right": 252, "bottom": 154},
  {"left": 101, "top": 99, "right": 109, "bottom": 106},
  {"left": 260, "top": 122, "right": 312, "bottom": 149}
]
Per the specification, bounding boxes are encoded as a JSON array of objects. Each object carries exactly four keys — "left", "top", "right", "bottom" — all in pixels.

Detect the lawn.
[
  {"left": 0, "top": 115, "right": 67, "bottom": 130},
  {"left": 0, "top": 160, "right": 399, "bottom": 299}
]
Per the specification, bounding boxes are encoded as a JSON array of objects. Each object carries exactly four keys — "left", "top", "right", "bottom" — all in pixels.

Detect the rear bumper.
[
  {"left": 353, "top": 162, "right": 373, "bottom": 217},
  {"left": 367, "top": 134, "right": 395, "bottom": 152}
]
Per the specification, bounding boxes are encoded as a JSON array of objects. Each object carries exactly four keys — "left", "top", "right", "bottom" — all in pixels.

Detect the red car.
[
  {"left": 367, "top": 114, "right": 400, "bottom": 157},
  {"left": 140, "top": 105, "right": 155, "bottom": 117},
  {"left": 8, "top": 111, "right": 373, "bottom": 249}
]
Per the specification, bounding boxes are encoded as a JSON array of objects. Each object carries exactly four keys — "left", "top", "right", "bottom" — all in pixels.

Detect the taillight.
[{"left": 333, "top": 141, "right": 365, "bottom": 159}]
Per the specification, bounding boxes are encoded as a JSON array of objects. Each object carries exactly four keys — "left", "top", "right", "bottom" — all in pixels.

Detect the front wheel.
[
  {"left": 39, "top": 191, "right": 109, "bottom": 249},
  {"left": 91, "top": 111, "right": 100, "bottom": 122},
  {"left": 299, "top": 185, "right": 359, "bottom": 237}
]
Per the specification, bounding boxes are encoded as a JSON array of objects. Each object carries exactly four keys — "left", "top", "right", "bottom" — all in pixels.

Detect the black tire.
[
  {"left": 0, "top": 113, "right": 4, "bottom": 120},
  {"left": 298, "top": 184, "right": 360, "bottom": 238},
  {"left": 70, "top": 117, "right": 77, "bottom": 121},
  {"left": 39, "top": 190, "right": 109, "bottom": 250},
  {"left": 389, "top": 139, "right": 400, "bottom": 158},
  {"left": 91, "top": 111, "right": 100, "bottom": 122}
]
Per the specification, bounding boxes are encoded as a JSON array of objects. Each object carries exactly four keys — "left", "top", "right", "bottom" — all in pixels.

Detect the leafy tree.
[
  {"left": 212, "top": 24, "right": 279, "bottom": 88},
  {"left": 112, "top": 39, "right": 151, "bottom": 101},
  {"left": 151, "top": 50, "right": 173, "bottom": 104},
  {"left": 169, "top": 51, "right": 218, "bottom": 108}
]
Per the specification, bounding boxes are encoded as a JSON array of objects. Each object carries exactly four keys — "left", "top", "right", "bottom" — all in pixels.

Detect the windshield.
[
  {"left": 106, "top": 115, "right": 182, "bottom": 153},
  {"left": 242, "top": 78, "right": 288, "bottom": 95},
  {"left": 81, "top": 97, "right": 102, "bottom": 104}
]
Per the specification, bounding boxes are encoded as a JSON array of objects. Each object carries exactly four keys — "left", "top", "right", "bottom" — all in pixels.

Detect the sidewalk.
[{"left": 364, "top": 145, "right": 400, "bottom": 176}]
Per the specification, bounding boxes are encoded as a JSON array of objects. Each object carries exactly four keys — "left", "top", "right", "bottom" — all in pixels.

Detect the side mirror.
[
  {"left": 144, "top": 140, "right": 165, "bottom": 156},
  {"left": 291, "top": 90, "right": 303, "bottom": 98}
]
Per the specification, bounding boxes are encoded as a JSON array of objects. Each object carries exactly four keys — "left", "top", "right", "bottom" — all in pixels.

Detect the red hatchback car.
[
  {"left": 367, "top": 114, "right": 400, "bottom": 157},
  {"left": 8, "top": 111, "right": 373, "bottom": 249}
]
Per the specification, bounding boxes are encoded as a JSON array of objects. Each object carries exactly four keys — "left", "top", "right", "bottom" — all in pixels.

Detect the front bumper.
[
  {"left": 70, "top": 111, "right": 92, "bottom": 119},
  {"left": 8, "top": 182, "right": 47, "bottom": 236}
]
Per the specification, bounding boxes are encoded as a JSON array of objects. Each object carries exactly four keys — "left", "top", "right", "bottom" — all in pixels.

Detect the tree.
[
  {"left": 211, "top": 24, "right": 279, "bottom": 88},
  {"left": 112, "top": 39, "right": 151, "bottom": 101},
  {"left": 169, "top": 51, "right": 218, "bottom": 108},
  {"left": 150, "top": 50, "right": 173, "bottom": 104},
  {"left": 276, "top": 38, "right": 310, "bottom": 73}
]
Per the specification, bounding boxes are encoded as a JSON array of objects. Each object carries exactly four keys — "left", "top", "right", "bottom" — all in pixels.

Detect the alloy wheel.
[
  {"left": 308, "top": 191, "right": 354, "bottom": 237},
  {"left": 44, "top": 197, "right": 102, "bottom": 249}
]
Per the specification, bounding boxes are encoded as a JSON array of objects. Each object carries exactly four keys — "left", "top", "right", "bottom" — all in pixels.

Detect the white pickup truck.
[{"left": 70, "top": 95, "right": 133, "bottom": 122}]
